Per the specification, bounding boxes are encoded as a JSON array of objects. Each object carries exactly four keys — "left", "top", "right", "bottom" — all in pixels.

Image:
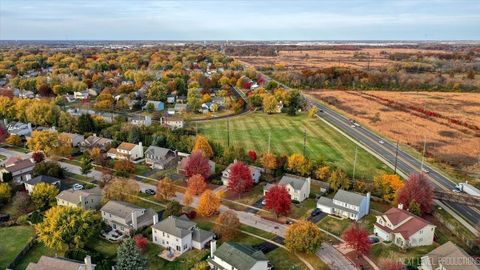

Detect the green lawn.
[
  {"left": 198, "top": 112, "right": 390, "bottom": 180},
  {"left": 13, "top": 242, "right": 58, "bottom": 270},
  {"left": 317, "top": 216, "right": 352, "bottom": 236},
  {"left": 0, "top": 226, "right": 35, "bottom": 270},
  {"left": 370, "top": 243, "right": 438, "bottom": 267}
]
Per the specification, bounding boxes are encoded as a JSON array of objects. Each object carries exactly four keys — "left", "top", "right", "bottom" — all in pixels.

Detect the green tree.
[
  {"left": 147, "top": 81, "right": 168, "bottom": 101},
  {"left": 187, "top": 88, "right": 202, "bottom": 112},
  {"left": 328, "top": 168, "right": 350, "bottom": 191},
  {"left": 163, "top": 201, "right": 182, "bottom": 218},
  {"left": 408, "top": 200, "right": 421, "bottom": 216},
  {"left": 33, "top": 161, "right": 65, "bottom": 179},
  {"left": 191, "top": 261, "right": 209, "bottom": 270},
  {"left": 80, "top": 156, "right": 93, "bottom": 176},
  {"left": 0, "top": 183, "right": 12, "bottom": 206},
  {"left": 77, "top": 114, "right": 96, "bottom": 133},
  {"left": 35, "top": 205, "right": 101, "bottom": 251},
  {"left": 31, "top": 183, "right": 59, "bottom": 210},
  {"left": 116, "top": 238, "right": 148, "bottom": 270}
]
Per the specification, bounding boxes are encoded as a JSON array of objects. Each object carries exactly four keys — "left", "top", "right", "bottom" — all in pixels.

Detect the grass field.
[
  {"left": 198, "top": 112, "right": 390, "bottom": 180},
  {"left": 0, "top": 226, "right": 35, "bottom": 269}
]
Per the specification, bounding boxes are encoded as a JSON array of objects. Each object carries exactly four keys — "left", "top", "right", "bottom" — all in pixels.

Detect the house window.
[{"left": 419, "top": 230, "right": 423, "bottom": 234}]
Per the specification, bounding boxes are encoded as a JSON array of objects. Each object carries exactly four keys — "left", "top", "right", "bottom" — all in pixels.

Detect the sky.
[{"left": 0, "top": 0, "right": 479, "bottom": 40}]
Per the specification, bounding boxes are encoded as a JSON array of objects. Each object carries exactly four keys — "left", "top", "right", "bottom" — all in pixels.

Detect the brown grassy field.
[
  {"left": 238, "top": 48, "right": 449, "bottom": 69},
  {"left": 310, "top": 90, "right": 480, "bottom": 177}
]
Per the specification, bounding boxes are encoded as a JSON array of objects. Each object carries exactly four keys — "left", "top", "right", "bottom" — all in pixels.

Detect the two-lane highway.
[{"left": 310, "top": 98, "right": 480, "bottom": 230}]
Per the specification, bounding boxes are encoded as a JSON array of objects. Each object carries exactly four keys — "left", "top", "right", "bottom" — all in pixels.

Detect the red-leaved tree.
[
  {"left": 379, "top": 259, "right": 404, "bottom": 270},
  {"left": 248, "top": 150, "right": 257, "bottom": 163},
  {"left": 395, "top": 173, "right": 433, "bottom": 216},
  {"left": 133, "top": 234, "right": 148, "bottom": 253},
  {"left": 32, "top": 151, "right": 45, "bottom": 164},
  {"left": 342, "top": 224, "right": 371, "bottom": 259},
  {"left": 0, "top": 125, "right": 8, "bottom": 143},
  {"left": 264, "top": 185, "right": 291, "bottom": 218},
  {"left": 183, "top": 150, "right": 211, "bottom": 179},
  {"left": 227, "top": 161, "right": 253, "bottom": 195}
]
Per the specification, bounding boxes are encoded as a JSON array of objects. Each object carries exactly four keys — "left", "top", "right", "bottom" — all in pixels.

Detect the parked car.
[
  {"left": 145, "top": 189, "right": 156, "bottom": 195},
  {"left": 311, "top": 208, "right": 322, "bottom": 216},
  {"left": 72, "top": 183, "right": 84, "bottom": 191},
  {"left": 261, "top": 199, "right": 266, "bottom": 205},
  {"left": 368, "top": 236, "right": 380, "bottom": 244},
  {"left": 452, "top": 188, "right": 461, "bottom": 193}
]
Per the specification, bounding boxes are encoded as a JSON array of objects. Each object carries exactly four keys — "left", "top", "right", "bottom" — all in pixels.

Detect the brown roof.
[
  {"left": 117, "top": 142, "right": 137, "bottom": 151},
  {"left": 6, "top": 158, "right": 35, "bottom": 173},
  {"left": 26, "top": 256, "right": 86, "bottom": 270},
  {"left": 379, "top": 208, "right": 433, "bottom": 240}
]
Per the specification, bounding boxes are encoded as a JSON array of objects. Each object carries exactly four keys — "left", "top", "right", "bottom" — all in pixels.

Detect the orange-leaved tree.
[
  {"left": 187, "top": 174, "right": 207, "bottom": 195},
  {"left": 192, "top": 135, "right": 213, "bottom": 158},
  {"left": 197, "top": 189, "right": 220, "bottom": 217}
]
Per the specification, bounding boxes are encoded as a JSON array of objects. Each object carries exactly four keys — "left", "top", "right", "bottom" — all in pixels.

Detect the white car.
[
  {"left": 261, "top": 199, "right": 266, "bottom": 205},
  {"left": 72, "top": 183, "right": 84, "bottom": 191},
  {"left": 379, "top": 140, "right": 384, "bottom": 144},
  {"left": 452, "top": 189, "right": 460, "bottom": 193},
  {"left": 421, "top": 168, "right": 430, "bottom": 174},
  {"left": 351, "top": 124, "right": 356, "bottom": 128}
]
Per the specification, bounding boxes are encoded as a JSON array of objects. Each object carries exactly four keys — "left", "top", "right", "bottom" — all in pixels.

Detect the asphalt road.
[{"left": 310, "top": 99, "right": 480, "bottom": 228}]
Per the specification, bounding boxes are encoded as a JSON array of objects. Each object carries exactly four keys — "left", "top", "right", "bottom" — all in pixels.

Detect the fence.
[{"left": 6, "top": 236, "right": 37, "bottom": 270}]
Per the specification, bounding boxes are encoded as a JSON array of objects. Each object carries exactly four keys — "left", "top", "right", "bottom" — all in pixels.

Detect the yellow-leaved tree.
[
  {"left": 155, "top": 177, "right": 176, "bottom": 201},
  {"left": 285, "top": 220, "right": 323, "bottom": 254},
  {"left": 35, "top": 205, "right": 101, "bottom": 251},
  {"left": 192, "top": 135, "right": 213, "bottom": 159},
  {"left": 287, "top": 153, "right": 311, "bottom": 176},
  {"left": 262, "top": 94, "right": 278, "bottom": 114},
  {"left": 197, "top": 189, "right": 220, "bottom": 217},
  {"left": 31, "top": 182, "right": 59, "bottom": 210},
  {"left": 104, "top": 179, "right": 139, "bottom": 203},
  {"left": 374, "top": 174, "right": 404, "bottom": 203},
  {"left": 27, "top": 130, "right": 71, "bottom": 157}
]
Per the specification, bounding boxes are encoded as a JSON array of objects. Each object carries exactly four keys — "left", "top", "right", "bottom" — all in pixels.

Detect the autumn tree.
[
  {"left": 263, "top": 94, "right": 278, "bottom": 114},
  {"left": 287, "top": 153, "right": 311, "bottom": 176},
  {"left": 35, "top": 205, "right": 101, "bottom": 251},
  {"left": 114, "top": 160, "right": 135, "bottom": 177},
  {"left": 307, "top": 107, "right": 318, "bottom": 118},
  {"left": 213, "top": 210, "right": 240, "bottom": 240},
  {"left": 315, "top": 165, "right": 330, "bottom": 181},
  {"left": 342, "top": 224, "right": 371, "bottom": 259},
  {"left": 183, "top": 150, "right": 211, "bottom": 179},
  {"left": 104, "top": 179, "right": 139, "bottom": 203},
  {"left": 264, "top": 185, "right": 291, "bottom": 218},
  {"left": 31, "top": 151, "right": 45, "bottom": 163},
  {"left": 133, "top": 235, "right": 148, "bottom": 253},
  {"left": 285, "top": 220, "right": 323, "bottom": 254},
  {"left": 183, "top": 190, "right": 193, "bottom": 207},
  {"left": 116, "top": 238, "right": 147, "bottom": 270},
  {"left": 328, "top": 168, "right": 350, "bottom": 191},
  {"left": 227, "top": 161, "right": 254, "bottom": 196},
  {"left": 187, "top": 174, "right": 207, "bottom": 195},
  {"left": 192, "top": 136, "right": 213, "bottom": 158},
  {"left": 191, "top": 261, "right": 209, "bottom": 270},
  {"left": 374, "top": 174, "right": 404, "bottom": 203},
  {"left": 27, "top": 131, "right": 71, "bottom": 157},
  {"left": 163, "top": 201, "right": 182, "bottom": 218},
  {"left": 5, "top": 134, "right": 22, "bottom": 146},
  {"left": 395, "top": 173, "right": 433, "bottom": 215},
  {"left": 33, "top": 161, "right": 65, "bottom": 179},
  {"left": 89, "top": 147, "right": 106, "bottom": 166},
  {"left": 197, "top": 189, "right": 220, "bottom": 217},
  {"left": 99, "top": 172, "right": 114, "bottom": 188},
  {"left": 247, "top": 150, "right": 257, "bottom": 163},
  {"left": 260, "top": 152, "right": 277, "bottom": 173},
  {"left": 0, "top": 183, "right": 12, "bottom": 206},
  {"left": 155, "top": 177, "right": 176, "bottom": 201},
  {"left": 31, "top": 183, "right": 59, "bottom": 210}
]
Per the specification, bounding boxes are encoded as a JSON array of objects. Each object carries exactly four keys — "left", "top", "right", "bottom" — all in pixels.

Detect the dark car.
[
  {"left": 145, "top": 189, "right": 156, "bottom": 195},
  {"left": 311, "top": 208, "right": 322, "bottom": 216},
  {"left": 368, "top": 236, "right": 379, "bottom": 244}
]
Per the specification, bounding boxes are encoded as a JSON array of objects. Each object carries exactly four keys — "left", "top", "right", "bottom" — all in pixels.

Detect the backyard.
[
  {"left": 0, "top": 226, "right": 36, "bottom": 269},
  {"left": 198, "top": 112, "right": 391, "bottom": 180}
]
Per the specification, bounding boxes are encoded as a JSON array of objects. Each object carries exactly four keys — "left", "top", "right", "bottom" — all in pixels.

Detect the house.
[
  {"left": 419, "top": 241, "right": 480, "bottom": 270},
  {"left": 5, "top": 121, "right": 32, "bottom": 136},
  {"left": 74, "top": 91, "right": 89, "bottom": 100},
  {"left": 167, "top": 96, "right": 176, "bottom": 104},
  {"left": 316, "top": 189, "right": 370, "bottom": 221},
  {"left": 56, "top": 187, "right": 102, "bottom": 210},
  {"left": 100, "top": 200, "right": 157, "bottom": 235},
  {"left": 143, "top": 100, "right": 165, "bottom": 111},
  {"left": 176, "top": 95, "right": 186, "bottom": 103},
  {"left": 107, "top": 142, "right": 144, "bottom": 161},
  {"left": 263, "top": 174, "right": 311, "bottom": 202},
  {"left": 208, "top": 241, "right": 272, "bottom": 270},
  {"left": 177, "top": 153, "right": 216, "bottom": 176},
  {"left": 24, "top": 175, "right": 62, "bottom": 194},
  {"left": 0, "top": 158, "right": 35, "bottom": 183},
  {"left": 144, "top": 146, "right": 178, "bottom": 170},
  {"left": 160, "top": 116, "right": 184, "bottom": 130},
  {"left": 221, "top": 161, "right": 263, "bottom": 186},
  {"left": 128, "top": 115, "right": 152, "bottom": 126},
  {"left": 26, "top": 255, "right": 95, "bottom": 270},
  {"left": 152, "top": 215, "right": 214, "bottom": 255},
  {"left": 374, "top": 205, "right": 436, "bottom": 249},
  {"left": 59, "top": 132, "right": 84, "bottom": 147},
  {"left": 19, "top": 90, "right": 34, "bottom": 99},
  {"left": 80, "top": 135, "right": 113, "bottom": 152},
  {"left": 174, "top": 103, "right": 188, "bottom": 113}
]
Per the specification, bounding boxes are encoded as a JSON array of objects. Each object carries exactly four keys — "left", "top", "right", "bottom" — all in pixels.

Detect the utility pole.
[
  {"left": 394, "top": 140, "right": 399, "bottom": 174},
  {"left": 420, "top": 135, "right": 427, "bottom": 171},
  {"left": 352, "top": 146, "right": 358, "bottom": 181},
  {"left": 303, "top": 129, "right": 307, "bottom": 157}
]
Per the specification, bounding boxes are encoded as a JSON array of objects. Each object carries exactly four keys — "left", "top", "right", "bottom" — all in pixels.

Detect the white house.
[
  {"left": 374, "top": 204, "right": 436, "bottom": 249},
  {"left": 56, "top": 187, "right": 102, "bottom": 210},
  {"left": 151, "top": 215, "right": 214, "bottom": 255},
  {"left": 59, "top": 132, "right": 84, "bottom": 147},
  {"left": 107, "top": 142, "right": 144, "bottom": 161},
  {"left": 128, "top": 115, "right": 152, "bottom": 126},
  {"left": 419, "top": 241, "right": 480, "bottom": 270},
  {"left": 5, "top": 121, "right": 32, "bottom": 137},
  {"left": 221, "top": 160, "right": 263, "bottom": 186},
  {"left": 160, "top": 116, "right": 184, "bottom": 130},
  {"left": 263, "top": 174, "right": 311, "bottom": 202},
  {"left": 316, "top": 189, "right": 370, "bottom": 221},
  {"left": 74, "top": 91, "right": 89, "bottom": 100},
  {"left": 0, "top": 158, "right": 35, "bottom": 184},
  {"left": 24, "top": 175, "right": 62, "bottom": 194},
  {"left": 100, "top": 200, "right": 157, "bottom": 235},
  {"left": 207, "top": 241, "right": 272, "bottom": 270}
]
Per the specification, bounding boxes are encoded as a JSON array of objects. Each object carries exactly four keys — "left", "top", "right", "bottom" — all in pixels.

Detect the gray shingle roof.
[
  {"left": 212, "top": 242, "right": 268, "bottom": 270},
  {"left": 145, "top": 146, "right": 175, "bottom": 159},
  {"left": 101, "top": 200, "right": 152, "bottom": 224},
  {"left": 333, "top": 189, "right": 367, "bottom": 207},
  {"left": 56, "top": 187, "right": 101, "bottom": 205},
  {"left": 25, "top": 175, "right": 61, "bottom": 186},
  {"left": 191, "top": 228, "right": 215, "bottom": 243},
  {"left": 152, "top": 215, "right": 196, "bottom": 238},
  {"left": 279, "top": 174, "right": 308, "bottom": 191},
  {"left": 316, "top": 197, "right": 335, "bottom": 208}
]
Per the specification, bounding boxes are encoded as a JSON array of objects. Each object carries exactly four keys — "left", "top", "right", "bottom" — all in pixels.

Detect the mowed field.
[
  {"left": 198, "top": 112, "right": 390, "bottom": 180},
  {"left": 312, "top": 90, "right": 480, "bottom": 177},
  {"left": 237, "top": 48, "right": 448, "bottom": 70}
]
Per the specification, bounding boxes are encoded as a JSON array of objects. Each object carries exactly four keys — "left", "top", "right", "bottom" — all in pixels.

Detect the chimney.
[
  {"left": 398, "top": 203, "right": 404, "bottom": 210},
  {"left": 84, "top": 255, "right": 93, "bottom": 270},
  {"left": 366, "top": 192, "right": 371, "bottom": 214},
  {"left": 153, "top": 214, "right": 159, "bottom": 225},
  {"left": 210, "top": 240, "right": 217, "bottom": 258},
  {"left": 79, "top": 195, "right": 84, "bottom": 206},
  {"left": 131, "top": 211, "right": 138, "bottom": 229}
]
